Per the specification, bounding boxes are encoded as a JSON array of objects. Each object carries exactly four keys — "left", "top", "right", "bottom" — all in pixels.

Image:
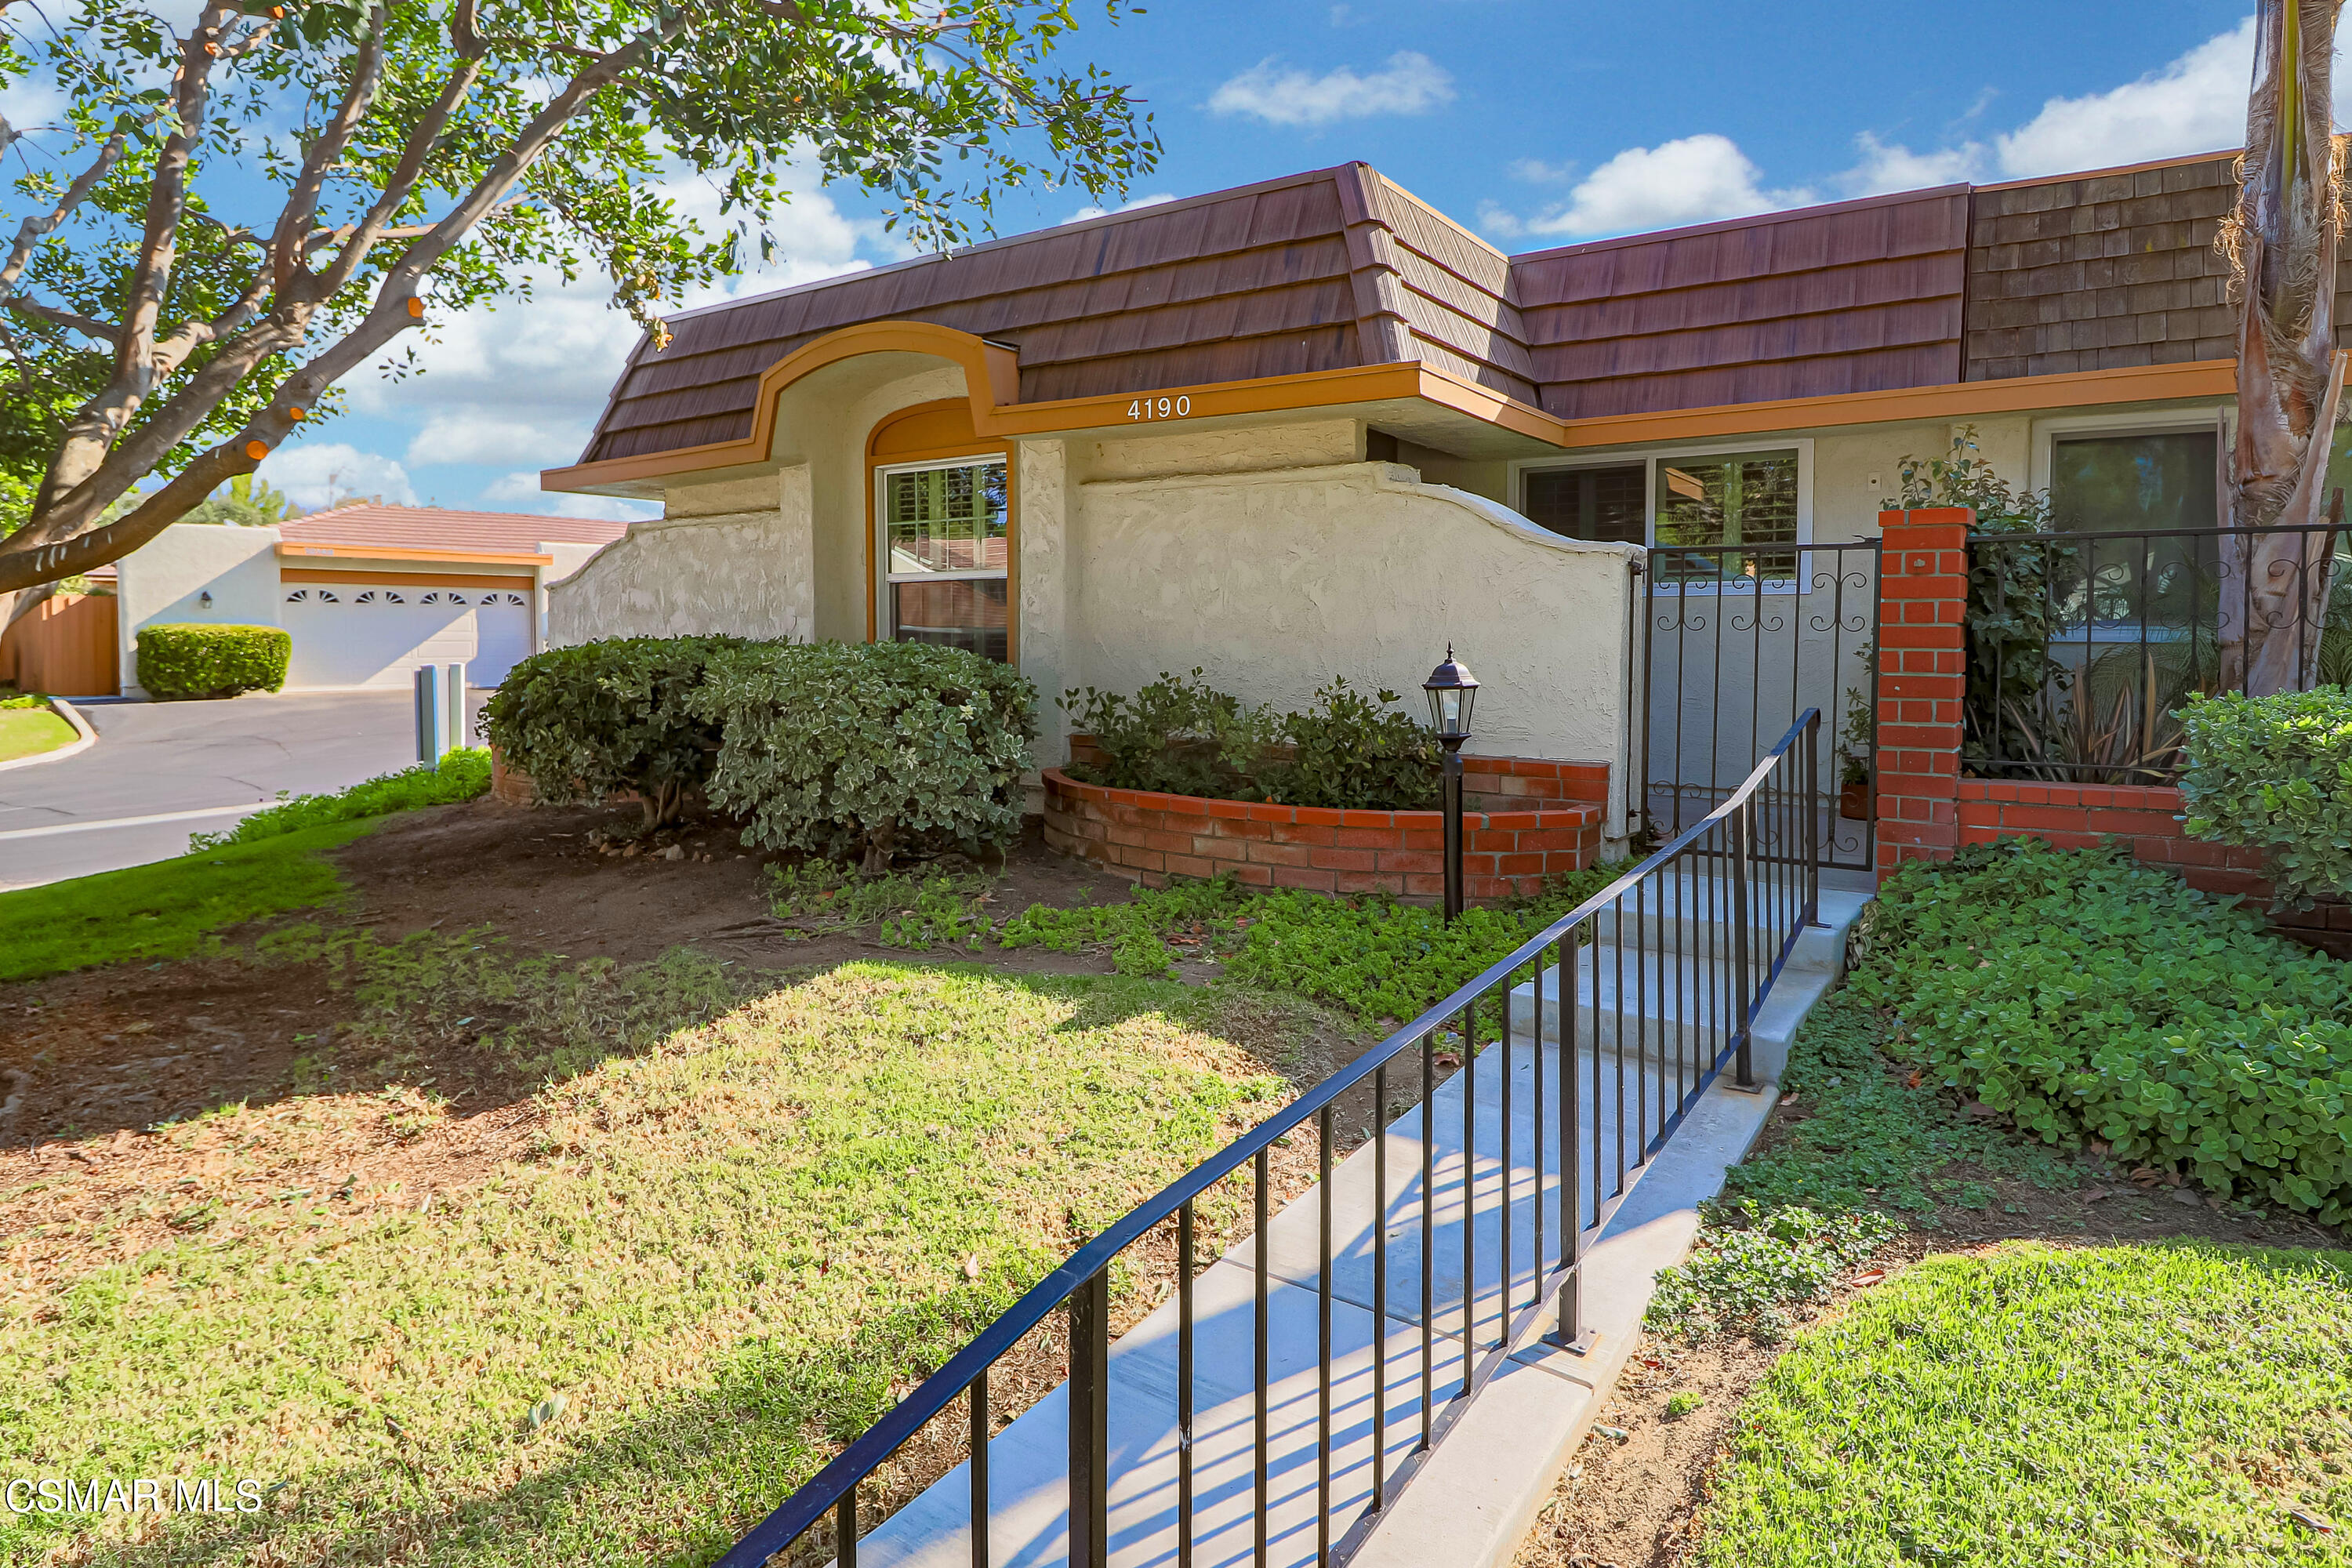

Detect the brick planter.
[
  {"left": 1041, "top": 758, "right": 1606, "bottom": 901},
  {"left": 1957, "top": 778, "right": 2351, "bottom": 958}
]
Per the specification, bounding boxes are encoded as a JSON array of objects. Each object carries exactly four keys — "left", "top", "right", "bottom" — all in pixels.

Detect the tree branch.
[
  {"left": 0, "top": 132, "right": 127, "bottom": 308},
  {"left": 269, "top": 5, "right": 388, "bottom": 293},
  {"left": 312, "top": 50, "right": 487, "bottom": 300},
  {"left": 42, "top": 5, "right": 233, "bottom": 517},
  {"left": 4, "top": 292, "right": 122, "bottom": 343}
]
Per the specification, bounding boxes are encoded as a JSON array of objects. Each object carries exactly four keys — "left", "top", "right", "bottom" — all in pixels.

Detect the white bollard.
[
  {"left": 445, "top": 662, "right": 467, "bottom": 751},
  {"left": 414, "top": 665, "right": 445, "bottom": 766}
]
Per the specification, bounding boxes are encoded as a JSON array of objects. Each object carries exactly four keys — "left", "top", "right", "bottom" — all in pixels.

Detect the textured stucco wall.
[
  {"left": 1077, "top": 419, "right": 1359, "bottom": 481},
  {"left": 1016, "top": 439, "right": 1074, "bottom": 763},
  {"left": 114, "top": 522, "right": 285, "bottom": 696},
  {"left": 1071, "top": 459, "right": 1642, "bottom": 823},
  {"left": 546, "top": 472, "right": 814, "bottom": 646},
  {"left": 548, "top": 365, "right": 968, "bottom": 649}
]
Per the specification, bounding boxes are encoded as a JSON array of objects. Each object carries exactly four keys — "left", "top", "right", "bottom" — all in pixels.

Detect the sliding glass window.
[{"left": 880, "top": 457, "right": 1009, "bottom": 662}]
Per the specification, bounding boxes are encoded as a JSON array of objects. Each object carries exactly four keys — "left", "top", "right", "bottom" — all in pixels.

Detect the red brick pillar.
[{"left": 1874, "top": 507, "right": 1972, "bottom": 880}]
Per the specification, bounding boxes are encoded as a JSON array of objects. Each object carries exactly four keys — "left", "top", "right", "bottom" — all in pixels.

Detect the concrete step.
[{"left": 1505, "top": 881, "right": 1869, "bottom": 1084}]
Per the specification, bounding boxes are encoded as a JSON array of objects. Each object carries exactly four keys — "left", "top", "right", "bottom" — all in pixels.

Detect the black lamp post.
[{"left": 1422, "top": 645, "right": 1479, "bottom": 922}]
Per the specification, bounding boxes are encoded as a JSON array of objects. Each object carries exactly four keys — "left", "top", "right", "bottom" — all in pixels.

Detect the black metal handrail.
[
  {"left": 719, "top": 710, "right": 1826, "bottom": 1568},
  {"left": 1969, "top": 521, "right": 2346, "bottom": 782}
]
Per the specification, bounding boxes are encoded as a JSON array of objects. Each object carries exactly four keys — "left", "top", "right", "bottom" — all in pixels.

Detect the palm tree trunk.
[{"left": 2225, "top": 0, "right": 2348, "bottom": 697}]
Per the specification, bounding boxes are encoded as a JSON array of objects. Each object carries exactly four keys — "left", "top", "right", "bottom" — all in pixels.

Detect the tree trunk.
[{"left": 2225, "top": 0, "right": 2349, "bottom": 698}]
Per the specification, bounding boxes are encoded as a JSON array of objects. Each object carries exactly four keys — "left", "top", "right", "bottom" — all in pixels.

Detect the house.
[
  {"left": 103, "top": 504, "right": 629, "bottom": 697},
  {"left": 540, "top": 149, "right": 2292, "bottom": 840}
]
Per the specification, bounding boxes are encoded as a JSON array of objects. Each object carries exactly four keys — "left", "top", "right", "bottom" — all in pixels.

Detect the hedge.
[
  {"left": 477, "top": 636, "right": 743, "bottom": 829},
  {"left": 2178, "top": 685, "right": 2352, "bottom": 909},
  {"left": 136, "top": 623, "right": 289, "bottom": 700},
  {"left": 694, "top": 640, "right": 1036, "bottom": 872}
]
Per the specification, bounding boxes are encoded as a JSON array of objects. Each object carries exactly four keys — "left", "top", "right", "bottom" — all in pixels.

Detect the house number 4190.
[{"left": 1125, "top": 395, "right": 1192, "bottom": 421}]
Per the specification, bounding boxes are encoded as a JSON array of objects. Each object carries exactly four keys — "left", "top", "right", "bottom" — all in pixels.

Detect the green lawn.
[
  {"left": 0, "top": 705, "right": 75, "bottom": 762},
  {"left": 1, "top": 951, "right": 1298, "bottom": 1567},
  {"left": 0, "top": 818, "right": 375, "bottom": 982},
  {"left": 1700, "top": 1240, "right": 2352, "bottom": 1566}
]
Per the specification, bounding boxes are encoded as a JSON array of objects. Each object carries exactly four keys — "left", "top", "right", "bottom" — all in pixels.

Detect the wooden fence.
[{"left": 0, "top": 593, "right": 119, "bottom": 696}]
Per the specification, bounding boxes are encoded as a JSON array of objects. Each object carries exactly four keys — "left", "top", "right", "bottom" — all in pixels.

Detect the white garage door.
[
  {"left": 281, "top": 586, "right": 480, "bottom": 690},
  {"left": 469, "top": 590, "right": 534, "bottom": 688}
]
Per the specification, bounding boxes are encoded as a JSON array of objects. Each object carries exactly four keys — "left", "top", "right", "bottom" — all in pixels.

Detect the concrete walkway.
[
  {"left": 845, "top": 873, "right": 1872, "bottom": 1568},
  {"left": 854, "top": 1034, "right": 1753, "bottom": 1568}
]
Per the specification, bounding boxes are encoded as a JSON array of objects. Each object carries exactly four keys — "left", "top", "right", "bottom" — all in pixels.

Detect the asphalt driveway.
[{"left": 0, "top": 689, "right": 483, "bottom": 890}]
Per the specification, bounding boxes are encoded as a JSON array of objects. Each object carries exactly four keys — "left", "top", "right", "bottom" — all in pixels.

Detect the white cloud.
[
  {"left": 1510, "top": 134, "right": 1815, "bottom": 239},
  {"left": 346, "top": 160, "right": 885, "bottom": 489},
  {"left": 482, "top": 471, "right": 659, "bottom": 523},
  {"left": 256, "top": 443, "right": 417, "bottom": 510},
  {"left": 1508, "top": 158, "right": 1577, "bottom": 185},
  {"left": 1207, "top": 51, "right": 1454, "bottom": 128},
  {"left": 1064, "top": 191, "right": 1178, "bottom": 223},
  {"left": 1994, "top": 17, "right": 2254, "bottom": 179},
  {"left": 1835, "top": 132, "right": 1987, "bottom": 198}
]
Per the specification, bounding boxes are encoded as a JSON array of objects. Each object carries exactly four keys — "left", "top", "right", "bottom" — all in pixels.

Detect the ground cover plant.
[
  {"left": 997, "top": 863, "right": 1626, "bottom": 1017},
  {"left": 1697, "top": 1242, "right": 2352, "bottom": 1566},
  {"left": 0, "top": 697, "right": 74, "bottom": 761},
  {"left": 0, "top": 938, "right": 1308, "bottom": 1568},
  {"left": 1853, "top": 837, "right": 2352, "bottom": 1218},
  {"left": 189, "top": 750, "right": 492, "bottom": 851},
  {"left": 1059, "top": 670, "right": 1442, "bottom": 811},
  {"left": 0, "top": 818, "right": 372, "bottom": 982}
]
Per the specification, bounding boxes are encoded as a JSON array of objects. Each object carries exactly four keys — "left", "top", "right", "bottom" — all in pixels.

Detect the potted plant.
[{"left": 1837, "top": 644, "right": 1875, "bottom": 821}]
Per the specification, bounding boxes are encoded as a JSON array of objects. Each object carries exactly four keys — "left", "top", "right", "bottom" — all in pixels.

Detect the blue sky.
[{"left": 195, "top": 2, "right": 2274, "bottom": 521}]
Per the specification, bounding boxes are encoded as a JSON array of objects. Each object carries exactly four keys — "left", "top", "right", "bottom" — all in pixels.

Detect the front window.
[
  {"left": 1519, "top": 447, "right": 1805, "bottom": 585},
  {"left": 1652, "top": 448, "right": 1801, "bottom": 582},
  {"left": 1524, "top": 464, "right": 1645, "bottom": 545},
  {"left": 880, "top": 458, "right": 1009, "bottom": 662},
  {"left": 2048, "top": 430, "right": 2219, "bottom": 629}
]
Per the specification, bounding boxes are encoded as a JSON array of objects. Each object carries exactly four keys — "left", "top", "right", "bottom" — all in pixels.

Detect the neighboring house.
[
  {"left": 541, "top": 149, "right": 2285, "bottom": 830},
  {"left": 109, "top": 505, "right": 629, "bottom": 698}
]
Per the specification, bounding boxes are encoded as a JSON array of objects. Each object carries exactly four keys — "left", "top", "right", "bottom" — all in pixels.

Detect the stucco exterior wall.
[
  {"left": 1077, "top": 419, "right": 1360, "bottom": 481},
  {"left": 114, "top": 522, "right": 283, "bottom": 697},
  {"left": 547, "top": 472, "right": 815, "bottom": 645},
  {"left": 1070, "top": 459, "right": 1642, "bottom": 825}
]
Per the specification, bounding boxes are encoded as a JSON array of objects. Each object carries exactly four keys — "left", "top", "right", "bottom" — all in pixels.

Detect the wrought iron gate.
[{"left": 1640, "top": 539, "right": 1881, "bottom": 871}]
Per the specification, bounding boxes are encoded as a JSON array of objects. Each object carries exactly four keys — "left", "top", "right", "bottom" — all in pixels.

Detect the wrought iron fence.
[
  {"left": 1644, "top": 541, "right": 1878, "bottom": 870},
  {"left": 714, "top": 713, "right": 1826, "bottom": 1568},
  {"left": 1968, "top": 523, "right": 2350, "bottom": 782}
]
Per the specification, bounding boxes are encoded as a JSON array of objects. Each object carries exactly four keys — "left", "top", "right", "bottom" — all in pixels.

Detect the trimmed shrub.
[
  {"left": 189, "top": 749, "right": 492, "bottom": 851},
  {"left": 2178, "top": 685, "right": 2352, "bottom": 909},
  {"left": 1850, "top": 838, "right": 2352, "bottom": 1220},
  {"left": 136, "top": 623, "right": 289, "bottom": 699},
  {"left": 478, "top": 636, "right": 745, "bottom": 830},
  {"left": 694, "top": 640, "right": 1036, "bottom": 873},
  {"left": 1060, "top": 671, "right": 1440, "bottom": 810}
]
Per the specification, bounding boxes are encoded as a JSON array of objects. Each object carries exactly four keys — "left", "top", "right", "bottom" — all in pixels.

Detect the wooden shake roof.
[{"left": 577, "top": 151, "right": 2270, "bottom": 469}]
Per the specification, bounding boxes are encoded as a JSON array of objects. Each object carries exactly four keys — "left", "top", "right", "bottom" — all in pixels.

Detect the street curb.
[{"left": 0, "top": 696, "right": 97, "bottom": 773}]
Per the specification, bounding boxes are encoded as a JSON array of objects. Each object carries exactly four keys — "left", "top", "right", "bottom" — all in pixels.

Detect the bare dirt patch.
[{"left": 1511, "top": 1087, "right": 2349, "bottom": 1568}]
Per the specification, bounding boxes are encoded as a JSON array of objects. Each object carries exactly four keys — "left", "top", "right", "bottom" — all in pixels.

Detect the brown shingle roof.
[
  {"left": 278, "top": 504, "right": 629, "bottom": 554},
  {"left": 577, "top": 150, "right": 2278, "bottom": 466},
  {"left": 1512, "top": 187, "right": 1970, "bottom": 419}
]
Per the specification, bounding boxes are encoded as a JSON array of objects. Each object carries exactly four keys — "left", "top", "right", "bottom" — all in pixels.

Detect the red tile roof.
[{"left": 276, "top": 503, "right": 630, "bottom": 554}]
